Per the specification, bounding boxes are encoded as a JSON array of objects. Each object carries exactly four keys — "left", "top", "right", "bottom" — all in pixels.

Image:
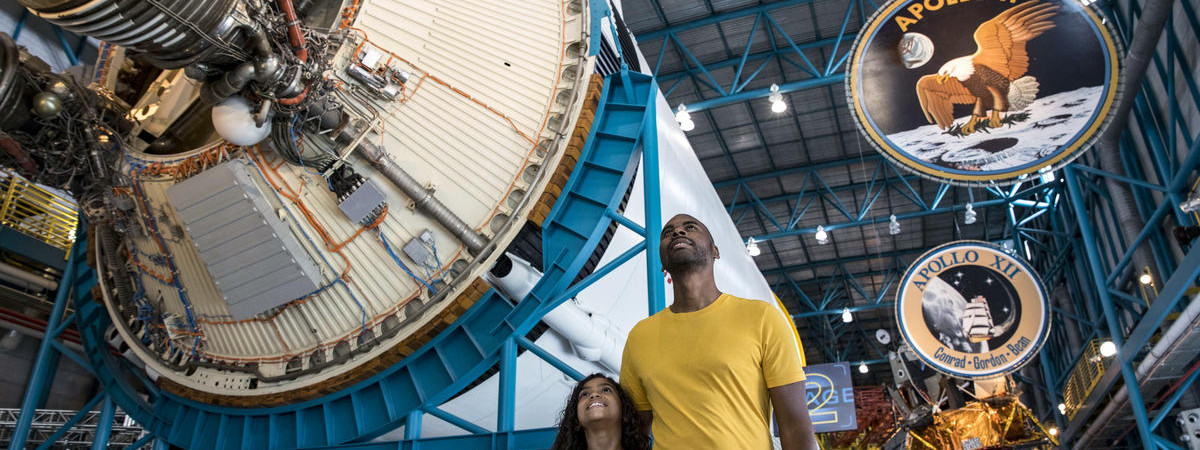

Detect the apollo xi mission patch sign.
[
  {"left": 846, "top": 0, "right": 1122, "bottom": 185},
  {"left": 896, "top": 242, "right": 1049, "bottom": 379}
]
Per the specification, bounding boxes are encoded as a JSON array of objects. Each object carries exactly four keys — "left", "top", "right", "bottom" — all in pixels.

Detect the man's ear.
[{"left": 714, "top": 245, "right": 720, "bottom": 259}]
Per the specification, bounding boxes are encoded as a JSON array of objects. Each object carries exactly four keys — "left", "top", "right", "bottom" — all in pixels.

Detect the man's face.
[{"left": 660, "top": 214, "right": 719, "bottom": 273}]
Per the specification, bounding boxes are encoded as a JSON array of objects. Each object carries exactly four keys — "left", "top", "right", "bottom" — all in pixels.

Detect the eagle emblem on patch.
[{"left": 847, "top": 0, "right": 1122, "bottom": 185}]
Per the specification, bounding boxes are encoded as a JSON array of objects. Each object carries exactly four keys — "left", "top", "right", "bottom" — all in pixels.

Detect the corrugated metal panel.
[
  {"left": 167, "top": 160, "right": 322, "bottom": 320},
  {"left": 117, "top": 0, "right": 591, "bottom": 387}
]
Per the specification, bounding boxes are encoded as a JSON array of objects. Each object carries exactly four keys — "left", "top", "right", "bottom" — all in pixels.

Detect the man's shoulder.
[
  {"left": 628, "top": 310, "right": 666, "bottom": 334},
  {"left": 723, "top": 294, "right": 775, "bottom": 314}
]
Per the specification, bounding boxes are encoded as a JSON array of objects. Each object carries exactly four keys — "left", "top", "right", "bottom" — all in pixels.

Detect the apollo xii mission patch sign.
[
  {"left": 896, "top": 242, "right": 1049, "bottom": 379},
  {"left": 846, "top": 0, "right": 1122, "bottom": 184}
]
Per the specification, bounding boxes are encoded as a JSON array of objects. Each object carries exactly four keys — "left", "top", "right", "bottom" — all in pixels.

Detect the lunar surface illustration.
[
  {"left": 886, "top": 86, "right": 1104, "bottom": 173},
  {"left": 921, "top": 266, "right": 1020, "bottom": 354}
]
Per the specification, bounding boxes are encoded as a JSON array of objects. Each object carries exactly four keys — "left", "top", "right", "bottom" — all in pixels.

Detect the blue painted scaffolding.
[
  {"left": 5, "top": 68, "right": 661, "bottom": 449},
  {"left": 5, "top": 0, "right": 1200, "bottom": 447}
]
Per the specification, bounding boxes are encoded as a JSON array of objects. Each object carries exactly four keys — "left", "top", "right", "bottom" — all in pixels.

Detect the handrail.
[{"left": 0, "top": 170, "right": 78, "bottom": 252}]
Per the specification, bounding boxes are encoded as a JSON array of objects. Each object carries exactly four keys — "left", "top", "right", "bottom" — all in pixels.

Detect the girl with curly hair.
[{"left": 550, "top": 373, "right": 651, "bottom": 450}]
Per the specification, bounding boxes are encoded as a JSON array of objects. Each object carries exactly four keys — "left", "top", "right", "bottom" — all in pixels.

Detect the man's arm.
[
  {"left": 637, "top": 410, "right": 653, "bottom": 438},
  {"left": 769, "top": 381, "right": 817, "bottom": 450}
]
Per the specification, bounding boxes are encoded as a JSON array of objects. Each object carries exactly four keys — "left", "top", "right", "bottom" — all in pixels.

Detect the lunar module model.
[
  {"left": 882, "top": 283, "right": 1054, "bottom": 449},
  {"left": 878, "top": 344, "right": 1058, "bottom": 450}
]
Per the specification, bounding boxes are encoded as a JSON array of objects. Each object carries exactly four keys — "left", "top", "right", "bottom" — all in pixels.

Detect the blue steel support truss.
[
  {"left": 927, "top": 0, "right": 1200, "bottom": 446},
  {"left": 6, "top": 70, "right": 662, "bottom": 449},
  {"left": 642, "top": 0, "right": 868, "bottom": 111},
  {"left": 720, "top": 150, "right": 1059, "bottom": 366},
  {"left": 722, "top": 154, "right": 1057, "bottom": 244},
  {"left": 1027, "top": 0, "right": 1200, "bottom": 446},
  {"left": 642, "top": 0, "right": 1200, "bottom": 444},
  {"left": 10, "top": 0, "right": 1200, "bottom": 447},
  {"left": 8, "top": 221, "right": 99, "bottom": 450}
]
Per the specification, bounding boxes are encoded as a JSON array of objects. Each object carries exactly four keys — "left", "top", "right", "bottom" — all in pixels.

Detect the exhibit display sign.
[
  {"left": 804, "top": 362, "right": 859, "bottom": 433},
  {"left": 896, "top": 241, "right": 1050, "bottom": 379},
  {"left": 846, "top": 0, "right": 1122, "bottom": 184}
]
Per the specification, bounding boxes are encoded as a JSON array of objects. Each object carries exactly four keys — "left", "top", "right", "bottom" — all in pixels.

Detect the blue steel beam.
[
  {"left": 12, "top": 10, "right": 28, "bottom": 40},
  {"left": 792, "top": 301, "right": 892, "bottom": 319},
  {"left": 731, "top": 180, "right": 1052, "bottom": 245},
  {"left": 777, "top": 262, "right": 905, "bottom": 315},
  {"left": 639, "top": 0, "right": 865, "bottom": 112},
  {"left": 753, "top": 196, "right": 1017, "bottom": 243},
  {"left": 684, "top": 75, "right": 844, "bottom": 113},
  {"left": 723, "top": 156, "right": 1056, "bottom": 248},
  {"left": 91, "top": 396, "right": 116, "bottom": 450},
  {"left": 1061, "top": 165, "right": 1183, "bottom": 448},
  {"left": 52, "top": 70, "right": 658, "bottom": 450},
  {"left": 717, "top": 153, "right": 887, "bottom": 189},
  {"left": 124, "top": 433, "right": 155, "bottom": 450},
  {"left": 1061, "top": 135, "right": 1200, "bottom": 442},
  {"left": 637, "top": 0, "right": 827, "bottom": 40},
  {"left": 643, "top": 89, "right": 665, "bottom": 315},
  {"left": 1150, "top": 361, "right": 1200, "bottom": 430},
  {"left": 761, "top": 246, "right": 925, "bottom": 277},
  {"left": 33, "top": 394, "right": 106, "bottom": 450},
  {"left": 424, "top": 406, "right": 488, "bottom": 435},
  {"left": 656, "top": 36, "right": 854, "bottom": 83},
  {"left": 0, "top": 226, "right": 68, "bottom": 270},
  {"left": 9, "top": 225, "right": 82, "bottom": 450},
  {"left": 404, "top": 411, "right": 421, "bottom": 441}
]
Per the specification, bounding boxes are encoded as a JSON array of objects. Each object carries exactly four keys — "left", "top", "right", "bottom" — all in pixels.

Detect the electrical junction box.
[
  {"left": 167, "top": 159, "right": 322, "bottom": 320},
  {"left": 337, "top": 178, "right": 388, "bottom": 225},
  {"left": 403, "top": 230, "right": 435, "bottom": 265}
]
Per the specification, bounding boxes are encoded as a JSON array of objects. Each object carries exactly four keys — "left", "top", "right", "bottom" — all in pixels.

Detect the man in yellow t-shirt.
[{"left": 620, "top": 214, "right": 816, "bottom": 449}]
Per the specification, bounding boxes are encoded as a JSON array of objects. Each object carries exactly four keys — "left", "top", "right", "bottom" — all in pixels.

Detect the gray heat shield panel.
[{"left": 167, "top": 159, "right": 322, "bottom": 320}]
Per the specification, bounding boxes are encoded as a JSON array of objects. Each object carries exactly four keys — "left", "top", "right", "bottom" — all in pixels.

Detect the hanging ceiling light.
[
  {"left": 1058, "top": 403, "right": 1067, "bottom": 415},
  {"left": 746, "top": 237, "right": 761, "bottom": 257},
  {"left": 1048, "top": 426, "right": 1058, "bottom": 436},
  {"left": 964, "top": 203, "right": 977, "bottom": 224},
  {"left": 888, "top": 214, "right": 901, "bottom": 235},
  {"left": 815, "top": 225, "right": 829, "bottom": 245},
  {"left": 1099, "top": 340, "right": 1117, "bottom": 357},
  {"left": 842, "top": 307, "right": 853, "bottom": 323},
  {"left": 1138, "top": 271, "right": 1153, "bottom": 285},
  {"left": 858, "top": 362, "right": 869, "bottom": 374},
  {"left": 675, "top": 104, "right": 695, "bottom": 132},
  {"left": 1179, "top": 193, "right": 1200, "bottom": 213},
  {"left": 769, "top": 83, "right": 786, "bottom": 113}
]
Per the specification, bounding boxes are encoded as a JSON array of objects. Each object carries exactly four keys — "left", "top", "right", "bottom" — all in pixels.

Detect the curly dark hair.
[{"left": 550, "top": 373, "right": 651, "bottom": 450}]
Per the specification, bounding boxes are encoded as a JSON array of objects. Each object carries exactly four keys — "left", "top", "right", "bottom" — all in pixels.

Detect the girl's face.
[{"left": 576, "top": 377, "right": 621, "bottom": 428}]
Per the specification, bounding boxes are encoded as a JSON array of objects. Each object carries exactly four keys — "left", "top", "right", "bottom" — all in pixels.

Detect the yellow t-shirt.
[{"left": 619, "top": 293, "right": 807, "bottom": 449}]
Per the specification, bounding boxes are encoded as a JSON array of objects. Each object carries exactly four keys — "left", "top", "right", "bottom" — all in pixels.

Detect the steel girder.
[
  {"left": 5, "top": 66, "right": 662, "bottom": 450},
  {"left": 726, "top": 158, "right": 1057, "bottom": 240},
  {"left": 1039, "top": 0, "right": 1200, "bottom": 445},
  {"left": 639, "top": 0, "right": 873, "bottom": 111}
]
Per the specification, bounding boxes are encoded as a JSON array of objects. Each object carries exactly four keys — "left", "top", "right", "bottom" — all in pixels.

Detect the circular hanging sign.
[
  {"left": 896, "top": 241, "right": 1050, "bottom": 379},
  {"left": 846, "top": 0, "right": 1122, "bottom": 185}
]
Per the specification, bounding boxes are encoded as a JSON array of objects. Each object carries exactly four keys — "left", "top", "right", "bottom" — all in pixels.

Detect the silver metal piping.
[
  {"left": 1072, "top": 294, "right": 1200, "bottom": 448},
  {"left": 0, "top": 261, "right": 57, "bottom": 292},
  {"left": 1093, "top": 0, "right": 1173, "bottom": 284},
  {"left": 359, "top": 141, "right": 489, "bottom": 255}
]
